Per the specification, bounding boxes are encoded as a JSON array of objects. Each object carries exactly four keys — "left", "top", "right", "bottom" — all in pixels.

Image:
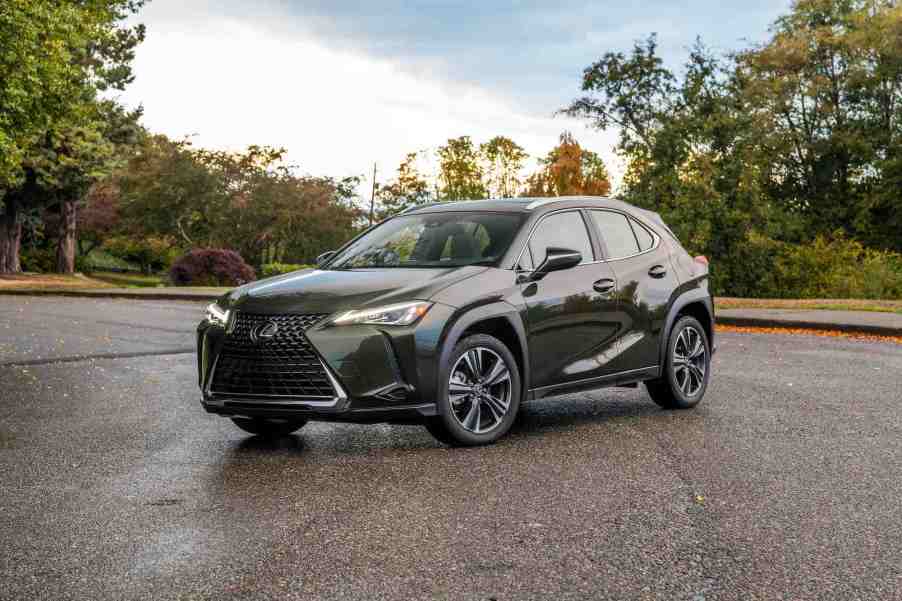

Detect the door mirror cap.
[
  {"left": 316, "top": 250, "right": 336, "bottom": 267},
  {"left": 529, "top": 247, "right": 582, "bottom": 281}
]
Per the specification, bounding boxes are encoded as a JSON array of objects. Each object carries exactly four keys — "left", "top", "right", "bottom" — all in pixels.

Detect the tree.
[
  {"left": 736, "top": 0, "right": 902, "bottom": 250},
  {"left": 524, "top": 132, "right": 612, "bottom": 197},
  {"left": 480, "top": 136, "right": 528, "bottom": 198},
  {"left": 437, "top": 136, "right": 487, "bottom": 200},
  {"left": 0, "top": 0, "right": 146, "bottom": 273},
  {"left": 376, "top": 152, "right": 432, "bottom": 218}
]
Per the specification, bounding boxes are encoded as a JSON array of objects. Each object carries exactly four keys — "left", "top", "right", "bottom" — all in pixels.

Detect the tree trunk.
[
  {"left": 56, "top": 199, "right": 77, "bottom": 274},
  {"left": 0, "top": 200, "right": 22, "bottom": 274}
]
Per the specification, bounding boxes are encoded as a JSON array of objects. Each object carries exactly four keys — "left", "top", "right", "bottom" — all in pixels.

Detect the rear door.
[
  {"left": 518, "top": 210, "right": 622, "bottom": 390},
  {"left": 587, "top": 209, "right": 678, "bottom": 371}
]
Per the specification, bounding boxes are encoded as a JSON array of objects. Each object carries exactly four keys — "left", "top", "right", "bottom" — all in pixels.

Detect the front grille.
[{"left": 210, "top": 312, "right": 335, "bottom": 398}]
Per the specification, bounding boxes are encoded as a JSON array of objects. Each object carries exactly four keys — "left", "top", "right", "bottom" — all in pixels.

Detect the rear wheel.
[
  {"left": 425, "top": 334, "right": 521, "bottom": 446},
  {"left": 231, "top": 417, "right": 307, "bottom": 437},
  {"left": 646, "top": 316, "right": 710, "bottom": 409}
]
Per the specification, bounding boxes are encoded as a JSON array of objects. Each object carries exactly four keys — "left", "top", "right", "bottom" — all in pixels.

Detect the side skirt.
[{"left": 527, "top": 366, "right": 660, "bottom": 401}]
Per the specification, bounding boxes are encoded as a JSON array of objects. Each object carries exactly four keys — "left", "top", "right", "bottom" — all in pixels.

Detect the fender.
[
  {"left": 424, "top": 300, "right": 530, "bottom": 404},
  {"left": 658, "top": 286, "right": 715, "bottom": 368}
]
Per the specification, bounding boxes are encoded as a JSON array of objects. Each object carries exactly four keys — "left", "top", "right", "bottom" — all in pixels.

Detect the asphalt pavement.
[{"left": 1, "top": 296, "right": 901, "bottom": 600}]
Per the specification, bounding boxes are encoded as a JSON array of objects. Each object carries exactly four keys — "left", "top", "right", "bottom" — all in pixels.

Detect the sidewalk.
[
  {"left": 2, "top": 285, "right": 901, "bottom": 336},
  {"left": 0, "top": 286, "right": 224, "bottom": 301},
  {"left": 717, "top": 308, "right": 902, "bottom": 337}
]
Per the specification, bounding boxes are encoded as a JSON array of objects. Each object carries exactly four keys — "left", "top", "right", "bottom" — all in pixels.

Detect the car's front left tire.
[
  {"left": 425, "top": 333, "right": 522, "bottom": 446},
  {"left": 231, "top": 417, "right": 308, "bottom": 437}
]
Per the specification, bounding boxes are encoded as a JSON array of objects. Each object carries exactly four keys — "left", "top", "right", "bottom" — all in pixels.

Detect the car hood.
[{"left": 223, "top": 266, "right": 488, "bottom": 314}]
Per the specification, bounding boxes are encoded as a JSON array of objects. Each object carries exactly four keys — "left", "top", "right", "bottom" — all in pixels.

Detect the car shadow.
[{"left": 220, "top": 390, "right": 679, "bottom": 461}]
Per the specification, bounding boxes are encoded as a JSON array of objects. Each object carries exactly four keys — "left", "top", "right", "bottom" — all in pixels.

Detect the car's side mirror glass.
[
  {"left": 529, "top": 247, "right": 582, "bottom": 281},
  {"left": 316, "top": 250, "right": 336, "bottom": 267}
]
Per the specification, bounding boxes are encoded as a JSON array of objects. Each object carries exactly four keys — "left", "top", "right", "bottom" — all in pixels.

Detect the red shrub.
[{"left": 169, "top": 248, "right": 256, "bottom": 287}]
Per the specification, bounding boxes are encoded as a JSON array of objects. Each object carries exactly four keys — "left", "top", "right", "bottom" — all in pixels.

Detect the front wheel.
[
  {"left": 425, "top": 334, "right": 521, "bottom": 446},
  {"left": 231, "top": 417, "right": 307, "bottom": 437},
  {"left": 646, "top": 316, "right": 711, "bottom": 409}
]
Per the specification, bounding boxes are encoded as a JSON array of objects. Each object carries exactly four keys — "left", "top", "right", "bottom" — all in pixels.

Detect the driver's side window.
[{"left": 526, "top": 211, "right": 594, "bottom": 268}]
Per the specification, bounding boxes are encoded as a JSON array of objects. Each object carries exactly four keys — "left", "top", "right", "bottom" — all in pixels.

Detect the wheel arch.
[
  {"left": 659, "top": 290, "right": 714, "bottom": 368},
  {"left": 437, "top": 302, "right": 530, "bottom": 401}
]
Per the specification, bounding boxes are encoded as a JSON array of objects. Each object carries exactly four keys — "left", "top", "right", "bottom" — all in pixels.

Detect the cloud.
[{"left": 119, "top": 5, "right": 623, "bottom": 192}]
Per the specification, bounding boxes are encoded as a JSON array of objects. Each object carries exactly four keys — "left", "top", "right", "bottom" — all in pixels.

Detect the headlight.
[
  {"left": 331, "top": 301, "right": 433, "bottom": 327},
  {"left": 205, "top": 303, "right": 230, "bottom": 327}
]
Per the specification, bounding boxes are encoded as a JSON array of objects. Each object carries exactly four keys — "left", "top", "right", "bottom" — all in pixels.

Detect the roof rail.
[{"left": 525, "top": 198, "right": 565, "bottom": 210}]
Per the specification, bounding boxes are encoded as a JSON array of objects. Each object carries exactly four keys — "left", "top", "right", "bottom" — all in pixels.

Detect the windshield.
[{"left": 326, "top": 212, "right": 525, "bottom": 269}]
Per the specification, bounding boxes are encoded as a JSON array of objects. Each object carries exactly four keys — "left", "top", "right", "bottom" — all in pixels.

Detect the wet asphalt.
[{"left": 0, "top": 296, "right": 901, "bottom": 601}]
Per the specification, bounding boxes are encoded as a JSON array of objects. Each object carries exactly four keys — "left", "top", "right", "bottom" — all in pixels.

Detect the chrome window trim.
[{"left": 512, "top": 208, "right": 597, "bottom": 272}]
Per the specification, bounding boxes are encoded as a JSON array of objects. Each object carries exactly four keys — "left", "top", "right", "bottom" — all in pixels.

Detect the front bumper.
[{"left": 196, "top": 304, "right": 455, "bottom": 423}]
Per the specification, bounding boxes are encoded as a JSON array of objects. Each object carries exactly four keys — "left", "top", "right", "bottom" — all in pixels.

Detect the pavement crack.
[{"left": 0, "top": 348, "right": 194, "bottom": 367}]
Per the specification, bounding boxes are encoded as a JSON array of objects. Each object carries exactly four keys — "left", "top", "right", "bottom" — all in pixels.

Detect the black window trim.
[
  {"left": 586, "top": 208, "right": 661, "bottom": 262},
  {"left": 511, "top": 208, "right": 598, "bottom": 272}
]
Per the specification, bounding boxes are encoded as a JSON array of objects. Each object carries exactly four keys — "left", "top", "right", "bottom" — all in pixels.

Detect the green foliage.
[
  {"left": 20, "top": 247, "right": 55, "bottom": 273},
  {"left": 260, "top": 263, "right": 314, "bottom": 278},
  {"left": 480, "top": 136, "right": 528, "bottom": 198},
  {"left": 116, "top": 136, "right": 362, "bottom": 266},
  {"left": 0, "top": 0, "right": 145, "bottom": 190},
  {"left": 437, "top": 136, "right": 487, "bottom": 200},
  {"left": 102, "top": 235, "right": 179, "bottom": 274},
  {"left": 376, "top": 152, "right": 432, "bottom": 218}
]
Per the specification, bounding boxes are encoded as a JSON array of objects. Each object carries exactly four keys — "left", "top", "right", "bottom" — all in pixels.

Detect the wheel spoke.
[
  {"left": 463, "top": 349, "right": 482, "bottom": 380},
  {"left": 449, "top": 381, "right": 474, "bottom": 395},
  {"left": 481, "top": 397, "right": 502, "bottom": 423},
  {"left": 462, "top": 400, "right": 480, "bottom": 431},
  {"left": 689, "top": 336, "right": 704, "bottom": 359},
  {"left": 483, "top": 393, "right": 509, "bottom": 416},
  {"left": 483, "top": 360, "right": 510, "bottom": 386}
]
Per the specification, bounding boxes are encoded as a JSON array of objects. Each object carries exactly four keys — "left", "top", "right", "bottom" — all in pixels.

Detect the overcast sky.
[{"left": 119, "top": 0, "right": 789, "bottom": 193}]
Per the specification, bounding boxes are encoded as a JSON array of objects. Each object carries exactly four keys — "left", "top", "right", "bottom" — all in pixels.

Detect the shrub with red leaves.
[{"left": 169, "top": 248, "right": 256, "bottom": 287}]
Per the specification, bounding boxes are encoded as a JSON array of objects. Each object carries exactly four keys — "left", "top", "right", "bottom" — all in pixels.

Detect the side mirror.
[
  {"left": 528, "top": 247, "right": 582, "bottom": 281},
  {"left": 316, "top": 250, "right": 336, "bottom": 267}
]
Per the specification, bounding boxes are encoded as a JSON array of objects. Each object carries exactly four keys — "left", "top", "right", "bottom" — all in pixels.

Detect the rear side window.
[
  {"left": 527, "top": 211, "right": 594, "bottom": 266},
  {"left": 590, "top": 211, "right": 639, "bottom": 259},
  {"left": 631, "top": 220, "right": 655, "bottom": 251}
]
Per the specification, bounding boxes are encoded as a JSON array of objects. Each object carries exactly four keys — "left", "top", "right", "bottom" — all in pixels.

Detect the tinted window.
[
  {"left": 630, "top": 219, "right": 655, "bottom": 251},
  {"left": 527, "top": 211, "right": 594, "bottom": 266},
  {"left": 328, "top": 212, "right": 524, "bottom": 269},
  {"left": 590, "top": 211, "right": 640, "bottom": 259}
]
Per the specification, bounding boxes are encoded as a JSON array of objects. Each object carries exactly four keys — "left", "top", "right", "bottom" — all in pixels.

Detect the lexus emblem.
[{"left": 250, "top": 321, "right": 279, "bottom": 344}]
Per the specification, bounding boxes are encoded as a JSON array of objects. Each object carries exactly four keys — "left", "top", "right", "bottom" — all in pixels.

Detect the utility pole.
[{"left": 369, "top": 162, "right": 377, "bottom": 226}]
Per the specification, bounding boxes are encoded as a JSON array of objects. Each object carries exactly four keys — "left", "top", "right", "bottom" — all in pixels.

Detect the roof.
[{"left": 402, "top": 196, "right": 623, "bottom": 215}]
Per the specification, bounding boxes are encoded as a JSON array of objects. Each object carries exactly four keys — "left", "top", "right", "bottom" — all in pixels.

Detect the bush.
[
  {"left": 718, "top": 232, "right": 902, "bottom": 299},
  {"left": 169, "top": 248, "right": 256, "bottom": 287},
  {"left": 260, "top": 262, "right": 313, "bottom": 278},
  {"left": 20, "top": 248, "right": 56, "bottom": 273},
  {"left": 103, "top": 235, "right": 179, "bottom": 274}
]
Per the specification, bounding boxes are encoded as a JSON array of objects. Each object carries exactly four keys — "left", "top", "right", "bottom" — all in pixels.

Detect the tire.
[
  {"left": 646, "top": 315, "right": 711, "bottom": 410},
  {"left": 231, "top": 417, "right": 308, "bottom": 437},
  {"left": 424, "top": 333, "right": 522, "bottom": 446}
]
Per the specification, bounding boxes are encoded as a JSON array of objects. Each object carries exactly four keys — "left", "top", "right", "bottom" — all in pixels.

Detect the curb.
[
  {"left": 0, "top": 289, "right": 219, "bottom": 302},
  {"left": 717, "top": 315, "right": 902, "bottom": 338}
]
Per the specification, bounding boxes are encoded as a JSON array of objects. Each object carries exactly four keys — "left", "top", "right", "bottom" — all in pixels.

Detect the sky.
[{"left": 118, "top": 0, "right": 790, "bottom": 194}]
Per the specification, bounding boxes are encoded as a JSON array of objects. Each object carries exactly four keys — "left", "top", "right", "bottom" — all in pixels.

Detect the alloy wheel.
[
  {"left": 672, "top": 325, "right": 707, "bottom": 397},
  {"left": 448, "top": 347, "right": 513, "bottom": 434}
]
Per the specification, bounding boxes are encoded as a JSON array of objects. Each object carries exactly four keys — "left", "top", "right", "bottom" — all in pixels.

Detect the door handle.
[
  {"left": 593, "top": 278, "right": 615, "bottom": 294},
  {"left": 648, "top": 264, "right": 667, "bottom": 278}
]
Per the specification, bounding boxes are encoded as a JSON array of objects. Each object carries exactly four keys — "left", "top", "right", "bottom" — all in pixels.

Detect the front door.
[{"left": 519, "top": 210, "right": 622, "bottom": 390}]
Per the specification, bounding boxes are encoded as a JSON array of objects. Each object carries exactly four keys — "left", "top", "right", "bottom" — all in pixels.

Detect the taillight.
[{"left": 693, "top": 255, "right": 709, "bottom": 266}]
